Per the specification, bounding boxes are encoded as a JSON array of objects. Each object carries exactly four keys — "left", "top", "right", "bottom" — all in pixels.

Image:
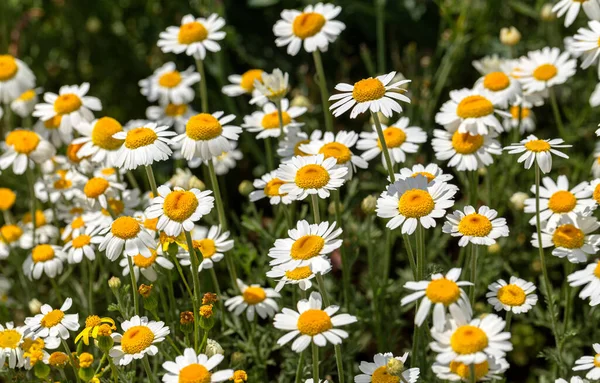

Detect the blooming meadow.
[{"left": 4, "top": 0, "right": 600, "bottom": 382}]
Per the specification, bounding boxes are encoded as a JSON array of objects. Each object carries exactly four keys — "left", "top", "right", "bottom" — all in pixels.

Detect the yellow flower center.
[
  {"left": 193, "top": 239, "right": 217, "bottom": 258},
  {"left": 79, "top": 352, "right": 94, "bottom": 368},
  {"left": 547, "top": 190, "right": 577, "bottom": 213},
  {"left": 377, "top": 127, "right": 406, "bottom": 149},
  {"left": 242, "top": 286, "right": 266, "bottom": 305},
  {"left": 595, "top": 354, "right": 600, "bottom": 368},
  {"left": 17, "top": 89, "right": 36, "bottom": 102},
  {"left": 449, "top": 360, "right": 489, "bottom": 380},
  {"left": 23, "top": 210, "right": 47, "bottom": 227},
  {"left": 552, "top": 224, "right": 585, "bottom": 249},
  {"left": 524, "top": 139, "right": 551, "bottom": 153},
  {"left": 178, "top": 363, "right": 212, "bottom": 383},
  {"left": 84, "top": 177, "right": 110, "bottom": 199},
  {"left": 144, "top": 217, "right": 158, "bottom": 231},
  {"left": 425, "top": 278, "right": 461, "bottom": 305},
  {"left": 456, "top": 95, "right": 494, "bottom": 119},
  {"left": 41, "top": 309, "right": 65, "bottom": 328},
  {"left": 285, "top": 266, "right": 313, "bottom": 280},
  {"left": 164, "top": 103, "right": 188, "bottom": 117},
  {"left": 291, "top": 235, "right": 325, "bottom": 260},
  {"left": 111, "top": 216, "right": 141, "bottom": 240},
  {"left": 91, "top": 117, "right": 124, "bottom": 150},
  {"left": 319, "top": 142, "right": 352, "bottom": 164},
  {"left": 120, "top": 326, "right": 155, "bottom": 354},
  {"left": 295, "top": 164, "right": 330, "bottom": 189},
  {"left": 133, "top": 249, "right": 158, "bottom": 268},
  {"left": 352, "top": 78, "right": 386, "bottom": 103},
  {"left": 261, "top": 111, "right": 292, "bottom": 130},
  {"left": 178, "top": 21, "right": 208, "bottom": 44},
  {"left": 0, "top": 188, "right": 16, "bottom": 211},
  {"left": 163, "top": 191, "right": 199, "bottom": 222},
  {"left": 101, "top": 199, "right": 125, "bottom": 217},
  {"left": 451, "top": 131, "right": 484, "bottom": 154},
  {"left": 186, "top": 114, "right": 223, "bottom": 141},
  {"left": 0, "top": 55, "right": 18, "bottom": 81},
  {"left": 32, "top": 244, "right": 55, "bottom": 263},
  {"left": 297, "top": 309, "right": 333, "bottom": 336},
  {"left": 594, "top": 261, "right": 600, "bottom": 279},
  {"left": 1, "top": 224, "right": 23, "bottom": 243},
  {"left": 458, "top": 213, "right": 493, "bottom": 237},
  {"left": 124, "top": 127, "right": 158, "bottom": 149},
  {"left": 85, "top": 315, "right": 102, "bottom": 328},
  {"left": 398, "top": 189, "right": 435, "bottom": 218},
  {"left": 371, "top": 366, "right": 400, "bottom": 383},
  {"left": 594, "top": 184, "right": 600, "bottom": 204},
  {"left": 54, "top": 93, "right": 83, "bottom": 115},
  {"left": 510, "top": 106, "right": 531, "bottom": 119},
  {"left": 53, "top": 177, "right": 73, "bottom": 190},
  {"left": 264, "top": 178, "right": 287, "bottom": 197},
  {"left": 411, "top": 172, "right": 436, "bottom": 183},
  {"left": 482, "top": 72, "right": 510, "bottom": 91},
  {"left": 240, "top": 69, "right": 263, "bottom": 92},
  {"left": 294, "top": 139, "right": 311, "bottom": 156},
  {"left": 67, "top": 142, "right": 85, "bottom": 162},
  {"left": 72, "top": 234, "right": 91, "bottom": 249},
  {"left": 5, "top": 130, "right": 40, "bottom": 154},
  {"left": 292, "top": 12, "right": 326, "bottom": 39},
  {"left": 450, "top": 325, "right": 489, "bottom": 355},
  {"left": 497, "top": 284, "right": 526, "bottom": 306},
  {"left": 48, "top": 351, "right": 69, "bottom": 367},
  {"left": 533, "top": 64, "right": 558, "bottom": 81},
  {"left": 71, "top": 216, "right": 85, "bottom": 230},
  {"left": 158, "top": 71, "right": 182, "bottom": 88},
  {"left": 44, "top": 115, "right": 62, "bottom": 130},
  {"left": 0, "top": 329, "right": 21, "bottom": 349}
]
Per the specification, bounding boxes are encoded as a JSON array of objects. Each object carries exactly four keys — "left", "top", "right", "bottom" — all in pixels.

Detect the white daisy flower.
[
  {"left": 0, "top": 224, "right": 31, "bottom": 259},
  {"left": 486, "top": 276, "right": 538, "bottom": 314},
  {"left": 553, "top": 0, "right": 600, "bottom": 27},
  {"left": 82, "top": 190, "right": 140, "bottom": 233},
  {"left": 274, "top": 291, "right": 356, "bottom": 353},
  {"left": 502, "top": 96, "right": 537, "bottom": 134},
  {"left": 22, "top": 244, "right": 67, "bottom": 280},
  {"left": 0, "top": 322, "right": 26, "bottom": 368},
  {"left": 208, "top": 141, "right": 243, "bottom": 175},
  {"left": 10, "top": 88, "right": 39, "bottom": 118},
  {"left": 249, "top": 170, "right": 294, "bottom": 205},
  {"left": 0, "top": 55, "right": 35, "bottom": 104},
  {"left": 158, "top": 14, "right": 226, "bottom": 60},
  {"left": 222, "top": 69, "right": 265, "bottom": 102},
  {"left": 400, "top": 268, "right": 472, "bottom": 331},
  {"left": 21, "top": 209, "right": 59, "bottom": 245},
  {"left": 72, "top": 117, "right": 125, "bottom": 166},
  {"left": 568, "top": 260, "right": 600, "bottom": 305},
  {"left": 120, "top": 248, "right": 174, "bottom": 282},
  {"left": 112, "top": 122, "right": 176, "bottom": 170},
  {"left": 63, "top": 225, "right": 104, "bottom": 264},
  {"left": 435, "top": 88, "right": 509, "bottom": 136},
  {"left": 277, "top": 127, "right": 322, "bottom": 162},
  {"left": 146, "top": 102, "right": 196, "bottom": 134},
  {"left": 574, "top": 343, "right": 600, "bottom": 380},
  {"left": 268, "top": 220, "right": 342, "bottom": 273},
  {"left": 174, "top": 112, "right": 242, "bottom": 161},
  {"left": 224, "top": 279, "right": 280, "bottom": 321},
  {"left": 81, "top": 176, "right": 125, "bottom": 210},
  {"left": 354, "top": 352, "right": 420, "bottom": 383},
  {"left": 266, "top": 262, "right": 328, "bottom": 293},
  {"left": 524, "top": 175, "right": 593, "bottom": 227},
  {"left": 250, "top": 69, "right": 290, "bottom": 105},
  {"left": 34, "top": 115, "right": 71, "bottom": 147},
  {"left": 139, "top": 63, "right": 200, "bottom": 105},
  {"left": 109, "top": 315, "right": 170, "bottom": 366},
  {"left": 273, "top": 3, "right": 345, "bottom": 56},
  {"left": 474, "top": 66, "right": 522, "bottom": 108},
  {"left": 99, "top": 216, "right": 156, "bottom": 261},
  {"left": 376, "top": 175, "right": 456, "bottom": 235},
  {"left": 144, "top": 185, "right": 214, "bottom": 237},
  {"left": 24, "top": 297, "right": 79, "bottom": 340},
  {"left": 432, "top": 129, "right": 501, "bottom": 171},
  {"left": 443, "top": 206, "right": 509, "bottom": 247},
  {"left": 572, "top": 20, "right": 600, "bottom": 78},
  {"left": 177, "top": 225, "right": 233, "bottom": 272},
  {"left": 37, "top": 169, "right": 85, "bottom": 204},
  {"left": 432, "top": 357, "right": 509, "bottom": 382},
  {"left": 300, "top": 130, "right": 367, "bottom": 179},
  {"left": 162, "top": 348, "right": 233, "bottom": 383},
  {"left": 0, "top": 130, "right": 55, "bottom": 175},
  {"left": 242, "top": 98, "right": 306, "bottom": 139},
  {"left": 532, "top": 214, "right": 600, "bottom": 263},
  {"left": 589, "top": 179, "right": 600, "bottom": 207},
  {"left": 504, "top": 135, "right": 571, "bottom": 174},
  {"left": 472, "top": 55, "right": 502, "bottom": 75},
  {"left": 394, "top": 163, "right": 455, "bottom": 186},
  {"left": 277, "top": 154, "right": 347, "bottom": 200},
  {"left": 329, "top": 72, "right": 411, "bottom": 119},
  {"left": 514, "top": 47, "right": 576, "bottom": 94}
]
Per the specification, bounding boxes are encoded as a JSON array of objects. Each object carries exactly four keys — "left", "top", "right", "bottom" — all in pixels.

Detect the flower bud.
[
  {"left": 488, "top": 243, "right": 501, "bottom": 254},
  {"left": 231, "top": 370, "right": 248, "bottom": 383},
  {"left": 180, "top": 311, "right": 194, "bottom": 334},
  {"left": 199, "top": 304, "right": 215, "bottom": 330},
  {"left": 108, "top": 276, "right": 121, "bottom": 289},
  {"left": 500, "top": 26, "right": 521, "bottom": 46},
  {"left": 97, "top": 333, "right": 114, "bottom": 353},
  {"left": 28, "top": 298, "right": 42, "bottom": 314},
  {"left": 361, "top": 195, "right": 377, "bottom": 215},
  {"left": 290, "top": 94, "right": 312, "bottom": 109},
  {"left": 541, "top": 3, "right": 555, "bottom": 21},
  {"left": 79, "top": 366, "right": 95, "bottom": 382},
  {"left": 328, "top": 201, "right": 343, "bottom": 216},
  {"left": 138, "top": 284, "right": 153, "bottom": 299},
  {"left": 48, "top": 351, "right": 69, "bottom": 368},
  {"left": 78, "top": 353, "right": 94, "bottom": 368},
  {"left": 202, "top": 292, "right": 218, "bottom": 305},
  {"left": 189, "top": 177, "right": 205, "bottom": 191},
  {"left": 205, "top": 338, "right": 224, "bottom": 357},
  {"left": 230, "top": 351, "right": 246, "bottom": 365},
  {"left": 509, "top": 192, "right": 528, "bottom": 211},
  {"left": 33, "top": 361, "right": 50, "bottom": 379},
  {"left": 238, "top": 180, "right": 254, "bottom": 197},
  {"left": 386, "top": 358, "right": 404, "bottom": 376}
]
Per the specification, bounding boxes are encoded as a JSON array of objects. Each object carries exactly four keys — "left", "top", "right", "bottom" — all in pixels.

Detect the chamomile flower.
[
  {"left": 63, "top": 226, "right": 104, "bottom": 264},
  {"left": 354, "top": 352, "right": 420, "bottom": 383},
  {"left": 532, "top": 214, "right": 600, "bottom": 263},
  {"left": 394, "top": 163, "right": 455, "bottom": 186},
  {"left": 277, "top": 127, "right": 322, "bottom": 161},
  {"left": 574, "top": 343, "right": 600, "bottom": 380},
  {"left": 572, "top": 21, "right": 600, "bottom": 77},
  {"left": 514, "top": 48, "right": 576, "bottom": 93},
  {"left": 109, "top": 315, "right": 170, "bottom": 366},
  {"left": 222, "top": 69, "right": 264, "bottom": 101},
  {"left": 524, "top": 175, "right": 593, "bottom": 227},
  {"left": 99, "top": 216, "right": 156, "bottom": 261},
  {"left": 139, "top": 63, "right": 200, "bottom": 105},
  {"left": 486, "top": 277, "right": 538, "bottom": 314},
  {"left": 146, "top": 102, "right": 195, "bottom": 134},
  {"left": 472, "top": 55, "right": 502, "bottom": 75},
  {"left": 474, "top": 67, "right": 521, "bottom": 108},
  {"left": 250, "top": 69, "right": 290, "bottom": 105},
  {"left": 502, "top": 96, "right": 537, "bottom": 134},
  {"left": 81, "top": 177, "right": 125, "bottom": 210},
  {"left": 176, "top": 225, "right": 233, "bottom": 271},
  {"left": 72, "top": 117, "right": 125, "bottom": 166},
  {"left": 209, "top": 141, "right": 243, "bottom": 175},
  {"left": 10, "top": 88, "right": 39, "bottom": 117},
  {"left": 357, "top": 117, "right": 427, "bottom": 168},
  {"left": 0, "top": 55, "right": 35, "bottom": 103},
  {"left": 34, "top": 115, "right": 71, "bottom": 147},
  {"left": 0, "top": 224, "right": 31, "bottom": 258},
  {"left": 400, "top": 268, "right": 472, "bottom": 331},
  {"left": 120, "top": 248, "right": 174, "bottom": 282},
  {"left": 300, "top": 130, "right": 367, "bottom": 178},
  {"left": 432, "top": 357, "right": 509, "bottom": 382},
  {"left": 443, "top": 206, "right": 509, "bottom": 247},
  {"left": 38, "top": 169, "right": 84, "bottom": 203},
  {"left": 145, "top": 185, "right": 214, "bottom": 237},
  {"left": 430, "top": 313, "right": 512, "bottom": 365},
  {"left": 329, "top": 72, "right": 411, "bottom": 119},
  {"left": 0, "top": 322, "right": 25, "bottom": 368},
  {"left": 24, "top": 297, "right": 80, "bottom": 340},
  {"left": 162, "top": 348, "right": 234, "bottom": 383},
  {"left": 22, "top": 244, "right": 67, "bottom": 280},
  {"left": 158, "top": 14, "right": 226, "bottom": 60},
  {"left": 224, "top": 280, "right": 280, "bottom": 321},
  {"left": 376, "top": 175, "right": 456, "bottom": 234},
  {"left": 249, "top": 170, "right": 293, "bottom": 205},
  {"left": 435, "top": 88, "right": 509, "bottom": 136},
  {"left": 174, "top": 112, "right": 242, "bottom": 161},
  {"left": 274, "top": 291, "right": 357, "bottom": 352},
  {"left": 267, "top": 262, "right": 328, "bottom": 292},
  {"left": 242, "top": 98, "right": 306, "bottom": 139},
  {"left": 553, "top": 0, "right": 600, "bottom": 27},
  {"left": 22, "top": 209, "right": 59, "bottom": 244},
  {"left": 112, "top": 123, "right": 176, "bottom": 170},
  {"left": 568, "top": 260, "right": 600, "bottom": 305},
  {"left": 268, "top": 220, "right": 342, "bottom": 273},
  {"left": 273, "top": 3, "right": 345, "bottom": 56},
  {"left": 277, "top": 154, "right": 347, "bottom": 200},
  {"left": 0, "top": 130, "right": 55, "bottom": 174},
  {"left": 504, "top": 135, "right": 571, "bottom": 174}
]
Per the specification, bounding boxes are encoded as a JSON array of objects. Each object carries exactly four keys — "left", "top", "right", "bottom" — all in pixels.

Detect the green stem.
[
  {"left": 127, "top": 256, "right": 139, "bottom": 316},
  {"left": 310, "top": 194, "right": 321, "bottom": 224},
  {"left": 61, "top": 339, "right": 80, "bottom": 382},
  {"left": 469, "top": 363, "right": 476, "bottom": 383},
  {"left": 50, "top": 278, "right": 63, "bottom": 303},
  {"left": 169, "top": 252, "right": 194, "bottom": 299},
  {"left": 26, "top": 166, "right": 37, "bottom": 246},
  {"left": 505, "top": 311, "right": 513, "bottom": 331},
  {"left": 294, "top": 351, "right": 305, "bottom": 383},
  {"left": 265, "top": 137, "right": 275, "bottom": 171},
  {"left": 549, "top": 88, "right": 567, "bottom": 140},
  {"left": 376, "top": 0, "right": 386, "bottom": 73},
  {"left": 107, "top": 355, "right": 119, "bottom": 383},
  {"left": 88, "top": 260, "right": 94, "bottom": 313},
  {"left": 141, "top": 357, "right": 154, "bottom": 380},
  {"left": 184, "top": 230, "right": 202, "bottom": 352},
  {"left": 402, "top": 233, "right": 417, "bottom": 280},
  {"left": 312, "top": 50, "right": 334, "bottom": 132},
  {"left": 416, "top": 225, "right": 425, "bottom": 281},
  {"left": 311, "top": 342, "right": 319, "bottom": 383},
  {"left": 469, "top": 244, "right": 478, "bottom": 307},
  {"left": 144, "top": 165, "right": 159, "bottom": 197},
  {"left": 468, "top": 170, "right": 478, "bottom": 206},
  {"left": 333, "top": 190, "right": 350, "bottom": 311},
  {"left": 195, "top": 58, "right": 209, "bottom": 113},
  {"left": 126, "top": 170, "right": 141, "bottom": 191},
  {"left": 371, "top": 111, "right": 395, "bottom": 183},
  {"left": 2, "top": 104, "right": 11, "bottom": 138},
  {"left": 563, "top": 262, "right": 574, "bottom": 335},
  {"left": 199, "top": 329, "right": 209, "bottom": 353}
]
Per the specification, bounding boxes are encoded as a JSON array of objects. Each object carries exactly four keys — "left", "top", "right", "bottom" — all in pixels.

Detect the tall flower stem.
[
  {"left": 144, "top": 165, "right": 159, "bottom": 197},
  {"left": 402, "top": 234, "right": 417, "bottom": 279},
  {"left": 333, "top": 190, "right": 350, "bottom": 311},
  {"left": 563, "top": 262, "right": 574, "bottom": 334},
  {"left": 549, "top": 88, "right": 567, "bottom": 140},
  {"left": 265, "top": 137, "right": 275, "bottom": 171},
  {"left": 312, "top": 50, "right": 334, "bottom": 132},
  {"left": 141, "top": 357, "right": 154, "bottom": 379},
  {"left": 88, "top": 260, "right": 95, "bottom": 313},
  {"left": 61, "top": 339, "right": 80, "bottom": 382},
  {"left": 411, "top": 224, "right": 425, "bottom": 372},
  {"left": 370, "top": 112, "right": 395, "bottom": 183},
  {"left": 469, "top": 364, "right": 476, "bottom": 383},
  {"left": 127, "top": 256, "right": 139, "bottom": 316},
  {"left": 505, "top": 311, "right": 513, "bottom": 331},
  {"left": 184, "top": 230, "right": 202, "bottom": 352},
  {"left": 310, "top": 194, "right": 321, "bottom": 224},
  {"left": 107, "top": 355, "right": 119, "bottom": 383},
  {"left": 294, "top": 351, "right": 305, "bottom": 383},
  {"left": 26, "top": 166, "right": 37, "bottom": 245},
  {"left": 195, "top": 58, "right": 209, "bottom": 113},
  {"left": 375, "top": 0, "right": 386, "bottom": 73},
  {"left": 468, "top": 170, "right": 478, "bottom": 206},
  {"left": 311, "top": 342, "right": 320, "bottom": 383},
  {"left": 469, "top": 244, "right": 478, "bottom": 307}
]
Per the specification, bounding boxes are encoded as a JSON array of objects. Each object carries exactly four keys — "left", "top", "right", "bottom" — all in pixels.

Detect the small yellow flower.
[
  {"left": 199, "top": 304, "right": 214, "bottom": 319},
  {"left": 230, "top": 370, "right": 248, "bottom": 383},
  {"left": 75, "top": 315, "right": 116, "bottom": 345},
  {"left": 78, "top": 352, "right": 94, "bottom": 368},
  {"left": 48, "top": 352, "right": 69, "bottom": 368},
  {"left": 0, "top": 188, "right": 16, "bottom": 211}
]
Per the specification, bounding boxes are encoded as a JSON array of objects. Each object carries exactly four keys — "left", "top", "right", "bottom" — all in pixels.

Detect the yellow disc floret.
[
  {"left": 91, "top": 117, "right": 124, "bottom": 150},
  {"left": 450, "top": 325, "right": 488, "bottom": 355},
  {"left": 84, "top": 177, "right": 110, "bottom": 199},
  {"left": 111, "top": 216, "right": 141, "bottom": 240},
  {"left": 290, "top": 235, "right": 325, "bottom": 260},
  {"left": 178, "top": 21, "right": 209, "bottom": 44},
  {"left": 41, "top": 309, "right": 65, "bottom": 328},
  {"left": 72, "top": 234, "right": 91, "bottom": 249},
  {"left": 0, "top": 328, "right": 21, "bottom": 349},
  {"left": 295, "top": 164, "right": 330, "bottom": 189},
  {"left": 240, "top": 69, "right": 263, "bottom": 92},
  {"left": 398, "top": 189, "right": 435, "bottom": 218},
  {"left": 186, "top": 114, "right": 223, "bottom": 141},
  {"left": 297, "top": 309, "right": 332, "bottom": 336},
  {"left": 0, "top": 188, "right": 16, "bottom": 210},
  {"left": 319, "top": 142, "right": 352, "bottom": 164},
  {"left": 120, "top": 326, "right": 154, "bottom": 354},
  {"left": 0, "top": 55, "right": 18, "bottom": 81},
  {"left": 524, "top": 139, "right": 551, "bottom": 152},
  {"left": 425, "top": 278, "right": 460, "bottom": 305},
  {"left": 1, "top": 224, "right": 23, "bottom": 243},
  {"left": 552, "top": 224, "right": 585, "bottom": 249},
  {"left": 456, "top": 95, "right": 494, "bottom": 119},
  {"left": 178, "top": 363, "right": 212, "bottom": 383},
  {"left": 547, "top": 191, "right": 577, "bottom": 213},
  {"left": 371, "top": 366, "right": 400, "bottom": 383},
  {"left": 482, "top": 72, "right": 510, "bottom": 91},
  {"left": 53, "top": 93, "right": 83, "bottom": 115},
  {"left": 264, "top": 178, "right": 286, "bottom": 197},
  {"left": 124, "top": 127, "right": 158, "bottom": 149},
  {"left": 261, "top": 111, "right": 292, "bottom": 130},
  {"left": 158, "top": 71, "right": 182, "bottom": 88},
  {"left": 352, "top": 78, "right": 386, "bottom": 103},
  {"left": 292, "top": 12, "right": 326, "bottom": 39},
  {"left": 133, "top": 250, "right": 158, "bottom": 268},
  {"left": 193, "top": 239, "right": 217, "bottom": 258},
  {"left": 163, "top": 190, "right": 199, "bottom": 222},
  {"left": 242, "top": 286, "right": 266, "bottom": 305},
  {"left": 458, "top": 213, "right": 493, "bottom": 237},
  {"left": 497, "top": 284, "right": 526, "bottom": 306},
  {"left": 449, "top": 360, "right": 489, "bottom": 380},
  {"left": 32, "top": 244, "right": 55, "bottom": 263},
  {"left": 378, "top": 127, "right": 406, "bottom": 149},
  {"left": 6, "top": 130, "right": 40, "bottom": 154},
  {"left": 533, "top": 64, "right": 558, "bottom": 81},
  {"left": 285, "top": 266, "right": 313, "bottom": 280},
  {"left": 451, "top": 132, "right": 484, "bottom": 154}
]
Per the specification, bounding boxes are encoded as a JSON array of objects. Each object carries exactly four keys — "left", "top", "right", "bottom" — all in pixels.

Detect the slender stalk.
[
  {"left": 195, "top": 58, "right": 209, "bottom": 113},
  {"left": 184, "top": 230, "right": 202, "bottom": 351},
  {"left": 469, "top": 244, "right": 478, "bottom": 307},
  {"left": 141, "top": 357, "right": 154, "bottom": 380},
  {"left": 370, "top": 112, "right": 395, "bottom": 183},
  {"left": 563, "top": 262, "right": 574, "bottom": 334},
  {"left": 2, "top": 104, "right": 11, "bottom": 138},
  {"left": 144, "top": 165, "right": 159, "bottom": 197},
  {"left": 549, "top": 88, "right": 567, "bottom": 140},
  {"left": 402, "top": 233, "right": 417, "bottom": 279},
  {"left": 265, "top": 137, "right": 275, "bottom": 171},
  {"left": 50, "top": 278, "right": 63, "bottom": 303},
  {"left": 505, "top": 311, "right": 513, "bottom": 331},
  {"left": 468, "top": 170, "right": 478, "bottom": 206},
  {"left": 169, "top": 253, "right": 194, "bottom": 299},
  {"left": 88, "top": 260, "right": 94, "bottom": 313},
  {"left": 333, "top": 190, "right": 350, "bottom": 311},
  {"left": 107, "top": 356, "right": 119, "bottom": 383},
  {"left": 61, "top": 339, "right": 80, "bottom": 382},
  {"left": 469, "top": 363, "right": 476, "bottom": 383},
  {"left": 26, "top": 166, "right": 37, "bottom": 245},
  {"left": 310, "top": 194, "right": 321, "bottom": 224},
  {"left": 311, "top": 342, "right": 320, "bottom": 383},
  {"left": 375, "top": 0, "right": 386, "bottom": 73},
  {"left": 127, "top": 256, "right": 139, "bottom": 316},
  {"left": 412, "top": 224, "right": 425, "bottom": 373},
  {"left": 126, "top": 170, "right": 141, "bottom": 191},
  {"left": 312, "top": 50, "right": 334, "bottom": 132},
  {"left": 294, "top": 351, "right": 305, "bottom": 383},
  {"left": 199, "top": 329, "right": 210, "bottom": 353}
]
